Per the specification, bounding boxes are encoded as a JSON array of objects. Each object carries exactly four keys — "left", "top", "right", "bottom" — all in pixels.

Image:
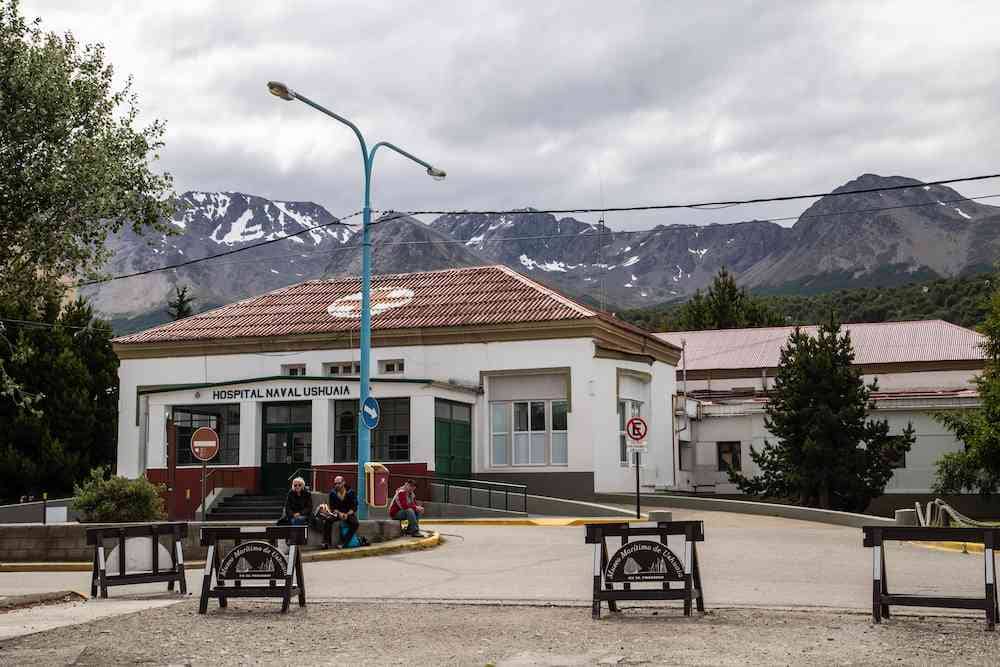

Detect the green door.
[
  {"left": 261, "top": 402, "right": 312, "bottom": 495},
  {"left": 434, "top": 399, "right": 472, "bottom": 477}
]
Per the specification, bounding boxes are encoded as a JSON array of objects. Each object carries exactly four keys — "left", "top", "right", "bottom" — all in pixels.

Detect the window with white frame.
[
  {"left": 282, "top": 363, "right": 306, "bottom": 376},
  {"left": 379, "top": 359, "right": 404, "bottom": 374},
  {"left": 618, "top": 399, "right": 643, "bottom": 465},
  {"left": 490, "top": 399, "right": 569, "bottom": 466},
  {"left": 324, "top": 361, "right": 361, "bottom": 376},
  {"left": 551, "top": 400, "right": 568, "bottom": 465}
]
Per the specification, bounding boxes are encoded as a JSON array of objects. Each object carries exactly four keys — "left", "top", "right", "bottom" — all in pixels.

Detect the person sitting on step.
[
  {"left": 317, "top": 475, "right": 359, "bottom": 549},
  {"left": 389, "top": 479, "right": 425, "bottom": 537},
  {"left": 280, "top": 476, "right": 313, "bottom": 526}
]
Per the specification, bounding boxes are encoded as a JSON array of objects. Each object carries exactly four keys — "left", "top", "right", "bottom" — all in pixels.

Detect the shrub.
[{"left": 72, "top": 466, "right": 166, "bottom": 523}]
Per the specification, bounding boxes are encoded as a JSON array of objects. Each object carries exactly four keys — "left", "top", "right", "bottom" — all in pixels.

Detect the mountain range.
[{"left": 80, "top": 174, "right": 1000, "bottom": 333}]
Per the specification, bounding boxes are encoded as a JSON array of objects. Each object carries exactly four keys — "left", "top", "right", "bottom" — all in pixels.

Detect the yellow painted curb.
[
  {"left": 303, "top": 531, "right": 440, "bottom": 562},
  {"left": 913, "top": 540, "right": 985, "bottom": 554},
  {"left": 422, "top": 517, "right": 646, "bottom": 527},
  {"left": 0, "top": 532, "right": 442, "bottom": 573}
]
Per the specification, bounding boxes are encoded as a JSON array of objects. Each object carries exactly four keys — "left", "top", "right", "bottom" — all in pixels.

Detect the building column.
[
  {"left": 411, "top": 395, "right": 436, "bottom": 469},
  {"left": 147, "top": 403, "right": 168, "bottom": 471},
  {"left": 239, "top": 401, "right": 261, "bottom": 468},
  {"left": 312, "top": 399, "right": 333, "bottom": 465}
]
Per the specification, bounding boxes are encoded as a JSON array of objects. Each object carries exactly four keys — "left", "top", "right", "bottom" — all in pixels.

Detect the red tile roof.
[
  {"left": 115, "top": 265, "right": 604, "bottom": 345},
  {"left": 656, "top": 320, "right": 985, "bottom": 371}
]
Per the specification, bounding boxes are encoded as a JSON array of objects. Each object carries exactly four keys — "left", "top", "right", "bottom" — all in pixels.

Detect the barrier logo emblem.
[
  {"left": 218, "top": 541, "right": 287, "bottom": 580},
  {"left": 605, "top": 540, "right": 684, "bottom": 582}
]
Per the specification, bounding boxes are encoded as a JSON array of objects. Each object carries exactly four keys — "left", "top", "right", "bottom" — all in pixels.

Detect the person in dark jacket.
[
  {"left": 318, "top": 475, "right": 359, "bottom": 549},
  {"left": 282, "top": 477, "right": 313, "bottom": 526}
]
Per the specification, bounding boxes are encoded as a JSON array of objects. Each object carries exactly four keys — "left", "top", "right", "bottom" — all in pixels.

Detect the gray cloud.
[{"left": 23, "top": 0, "right": 1000, "bottom": 230}]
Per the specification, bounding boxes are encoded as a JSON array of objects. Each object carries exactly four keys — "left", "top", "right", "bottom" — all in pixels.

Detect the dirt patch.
[
  {"left": 0, "top": 592, "right": 86, "bottom": 614},
  {"left": 0, "top": 600, "right": 994, "bottom": 665}
]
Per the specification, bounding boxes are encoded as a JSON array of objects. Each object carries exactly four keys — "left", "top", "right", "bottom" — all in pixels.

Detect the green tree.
[
  {"left": 729, "top": 320, "right": 915, "bottom": 511},
  {"left": 1, "top": 0, "right": 168, "bottom": 414},
  {"left": 0, "top": 0, "right": 172, "bottom": 303},
  {"left": 0, "top": 296, "right": 119, "bottom": 502},
  {"left": 674, "top": 267, "right": 783, "bottom": 330},
  {"left": 933, "top": 288, "right": 1000, "bottom": 495},
  {"left": 167, "top": 285, "right": 194, "bottom": 320}
]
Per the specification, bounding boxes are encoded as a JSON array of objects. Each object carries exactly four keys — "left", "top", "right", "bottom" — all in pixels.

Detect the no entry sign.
[
  {"left": 625, "top": 417, "right": 648, "bottom": 443},
  {"left": 190, "top": 427, "right": 220, "bottom": 462}
]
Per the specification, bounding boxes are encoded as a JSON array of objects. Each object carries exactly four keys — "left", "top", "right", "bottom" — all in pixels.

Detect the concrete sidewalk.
[{"left": 0, "top": 596, "right": 183, "bottom": 641}]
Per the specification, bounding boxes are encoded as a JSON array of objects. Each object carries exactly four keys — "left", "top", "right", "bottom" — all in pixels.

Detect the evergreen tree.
[
  {"left": 167, "top": 285, "right": 194, "bottom": 320},
  {"left": 673, "top": 267, "right": 782, "bottom": 330},
  {"left": 0, "top": 296, "right": 118, "bottom": 502},
  {"left": 933, "top": 288, "right": 1000, "bottom": 495},
  {"left": 729, "top": 319, "right": 915, "bottom": 511}
]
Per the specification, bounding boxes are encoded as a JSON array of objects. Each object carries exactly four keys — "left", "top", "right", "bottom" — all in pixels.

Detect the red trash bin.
[{"left": 365, "top": 462, "right": 390, "bottom": 508}]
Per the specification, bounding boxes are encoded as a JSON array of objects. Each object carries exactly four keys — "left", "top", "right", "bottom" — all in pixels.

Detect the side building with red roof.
[
  {"left": 657, "top": 321, "right": 986, "bottom": 514},
  {"left": 113, "top": 265, "right": 681, "bottom": 517}
]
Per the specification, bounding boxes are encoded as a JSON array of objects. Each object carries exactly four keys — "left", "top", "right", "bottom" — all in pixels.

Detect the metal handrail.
[{"left": 285, "top": 468, "right": 529, "bottom": 513}]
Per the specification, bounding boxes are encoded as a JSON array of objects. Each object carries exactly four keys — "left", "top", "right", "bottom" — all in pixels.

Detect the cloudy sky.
[{"left": 23, "top": 0, "right": 1000, "bottom": 229}]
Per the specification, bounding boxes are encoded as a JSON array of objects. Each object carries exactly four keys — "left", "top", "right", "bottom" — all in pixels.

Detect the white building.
[
  {"left": 113, "top": 266, "right": 680, "bottom": 517},
  {"left": 657, "top": 321, "right": 984, "bottom": 506}
]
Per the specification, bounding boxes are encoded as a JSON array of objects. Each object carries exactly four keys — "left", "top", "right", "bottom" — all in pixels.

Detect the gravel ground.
[{"left": 0, "top": 599, "right": 996, "bottom": 666}]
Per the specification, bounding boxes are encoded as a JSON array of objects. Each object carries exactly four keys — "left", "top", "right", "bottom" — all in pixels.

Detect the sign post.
[
  {"left": 190, "top": 427, "right": 220, "bottom": 519},
  {"left": 625, "top": 417, "right": 648, "bottom": 519}
]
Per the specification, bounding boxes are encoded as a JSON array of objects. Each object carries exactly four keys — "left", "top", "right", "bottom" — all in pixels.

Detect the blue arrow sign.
[{"left": 361, "top": 396, "right": 380, "bottom": 430}]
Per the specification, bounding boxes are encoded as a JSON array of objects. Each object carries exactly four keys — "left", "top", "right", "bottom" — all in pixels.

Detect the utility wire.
[
  {"left": 75, "top": 210, "right": 363, "bottom": 287},
  {"left": 391, "top": 172, "right": 1000, "bottom": 216},
  {"left": 78, "top": 192, "right": 1000, "bottom": 279},
  {"left": 75, "top": 173, "right": 1000, "bottom": 286}
]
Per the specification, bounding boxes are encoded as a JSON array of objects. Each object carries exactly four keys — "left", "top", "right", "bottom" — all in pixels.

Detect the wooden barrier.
[
  {"left": 86, "top": 523, "right": 188, "bottom": 599},
  {"left": 862, "top": 526, "right": 1000, "bottom": 630},
  {"left": 585, "top": 521, "right": 705, "bottom": 619},
  {"left": 199, "top": 525, "right": 307, "bottom": 614}
]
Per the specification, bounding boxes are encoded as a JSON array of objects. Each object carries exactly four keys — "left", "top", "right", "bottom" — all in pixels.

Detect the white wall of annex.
[{"left": 683, "top": 406, "right": 969, "bottom": 495}]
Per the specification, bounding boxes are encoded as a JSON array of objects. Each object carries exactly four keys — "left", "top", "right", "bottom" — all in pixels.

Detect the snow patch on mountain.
[
  {"left": 214, "top": 209, "right": 262, "bottom": 244},
  {"left": 519, "top": 255, "right": 577, "bottom": 272}
]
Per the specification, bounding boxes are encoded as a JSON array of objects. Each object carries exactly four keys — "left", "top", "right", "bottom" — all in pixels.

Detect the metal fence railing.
[{"left": 287, "top": 468, "right": 528, "bottom": 513}]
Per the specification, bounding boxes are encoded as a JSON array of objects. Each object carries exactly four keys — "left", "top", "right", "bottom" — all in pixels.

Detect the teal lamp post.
[{"left": 267, "top": 81, "right": 446, "bottom": 518}]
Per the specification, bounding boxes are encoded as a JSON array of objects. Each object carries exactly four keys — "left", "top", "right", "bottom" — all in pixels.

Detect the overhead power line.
[
  {"left": 78, "top": 194, "right": 1000, "bottom": 277},
  {"left": 392, "top": 172, "right": 1000, "bottom": 216},
  {"left": 76, "top": 172, "right": 1000, "bottom": 286},
  {"left": 76, "top": 210, "right": 363, "bottom": 286}
]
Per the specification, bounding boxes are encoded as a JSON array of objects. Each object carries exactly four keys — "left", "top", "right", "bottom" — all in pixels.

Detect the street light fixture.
[{"left": 266, "top": 80, "right": 445, "bottom": 519}]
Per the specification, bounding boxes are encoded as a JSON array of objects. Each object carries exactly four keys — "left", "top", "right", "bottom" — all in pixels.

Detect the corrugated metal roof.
[
  {"left": 115, "top": 265, "right": 599, "bottom": 345},
  {"left": 656, "top": 320, "right": 985, "bottom": 370}
]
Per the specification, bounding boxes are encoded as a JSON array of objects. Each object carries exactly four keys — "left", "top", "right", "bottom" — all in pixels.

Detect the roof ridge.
[
  {"left": 493, "top": 265, "right": 595, "bottom": 316},
  {"left": 659, "top": 319, "right": 984, "bottom": 337},
  {"left": 297, "top": 264, "right": 497, "bottom": 286}
]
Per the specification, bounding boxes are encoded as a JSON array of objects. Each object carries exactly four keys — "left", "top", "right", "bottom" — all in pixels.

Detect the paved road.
[{"left": 0, "top": 509, "right": 986, "bottom": 610}]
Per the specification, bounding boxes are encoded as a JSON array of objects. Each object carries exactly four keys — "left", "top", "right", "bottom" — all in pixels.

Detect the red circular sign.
[
  {"left": 190, "top": 427, "right": 220, "bottom": 462},
  {"left": 625, "top": 417, "right": 648, "bottom": 442}
]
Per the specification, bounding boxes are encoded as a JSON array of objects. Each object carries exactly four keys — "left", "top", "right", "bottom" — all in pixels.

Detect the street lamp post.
[{"left": 267, "top": 81, "right": 445, "bottom": 519}]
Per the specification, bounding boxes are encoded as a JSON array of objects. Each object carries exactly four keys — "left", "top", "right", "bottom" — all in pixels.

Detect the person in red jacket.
[{"left": 389, "top": 480, "right": 425, "bottom": 537}]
